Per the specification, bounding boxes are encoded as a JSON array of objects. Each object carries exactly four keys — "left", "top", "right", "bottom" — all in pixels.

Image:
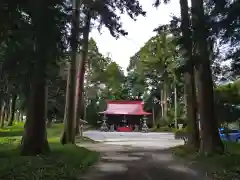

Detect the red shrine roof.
[{"left": 99, "top": 100, "right": 151, "bottom": 115}]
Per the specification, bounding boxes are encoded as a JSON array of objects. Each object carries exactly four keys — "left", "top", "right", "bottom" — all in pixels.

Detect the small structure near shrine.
[
  {"left": 99, "top": 100, "right": 151, "bottom": 132},
  {"left": 79, "top": 119, "right": 88, "bottom": 137}
]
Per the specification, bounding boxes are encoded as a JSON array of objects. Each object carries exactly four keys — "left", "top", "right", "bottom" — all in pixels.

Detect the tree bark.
[
  {"left": 20, "top": 1, "right": 50, "bottom": 155},
  {"left": 174, "top": 82, "right": 178, "bottom": 128},
  {"left": 75, "top": 55, "right": 82, "bottom": 136},
  {"left": 61, "top": 0, "right": 81, "bottom": 144},
  {"left": 0, "top": 101, "right": 4, "bottom": 128},
  {"left": 20, "top": 112, "right": 24, "bottom": 122},
  {"left": 180, "top": 0, "right": 200, "bottom": 149},
  {"left": 184, "top": 71, "right": 200, "bottom": 149},
  {"left": 191, "top": 0, "right": 223, "bottom": 154},
  {"left": 163, "top": 83, "right": 168, "bottom": 118},
  {"left": 84, "top": 98, "right": 87, "bottom": 121},
  {"left": 183, "top": 85, "right": 187, "bottom": 117},
  {"left": 16, "top": 110, "right": 21, "bottom": 122},
  {"left": 8, "top": 94, "right": 17, "bottom": 126},
  {"left": 4, "top": 99, "right": 10, "bottom": 123},
  {"left": 160, "top": 89, "right": 164, "bottom": 119},
  {"left": 75, "top": 9, "right": 91, "bottom": 136},
  {"left": 20, "top": 73, "right": 49, "bottom": 155},
  {"left": 61, "top": 64, "right": 70, "bottom": 144}
]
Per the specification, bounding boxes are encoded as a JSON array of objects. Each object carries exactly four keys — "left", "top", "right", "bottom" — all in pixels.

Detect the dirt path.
[{"left": 78, "top": 143, "right": 207, "bottom": 180}]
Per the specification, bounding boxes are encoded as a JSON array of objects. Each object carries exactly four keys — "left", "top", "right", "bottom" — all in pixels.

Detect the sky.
[{"left": 90, "top": 1, "right": 180, "bottom": 72}]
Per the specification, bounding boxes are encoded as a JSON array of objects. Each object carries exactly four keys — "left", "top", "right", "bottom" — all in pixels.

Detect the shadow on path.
[{"left": 78, "top": 143, "right": 207, "bottom": 180}]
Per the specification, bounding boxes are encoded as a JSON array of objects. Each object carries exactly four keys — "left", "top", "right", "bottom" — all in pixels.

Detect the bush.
[{"left": 150, "top": 125, "right": 187, "bottom": 133}]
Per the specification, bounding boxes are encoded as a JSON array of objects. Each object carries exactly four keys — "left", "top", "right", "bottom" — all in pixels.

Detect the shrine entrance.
[{"left": 99, "top": 100, "right": 151, "bottom": 132}]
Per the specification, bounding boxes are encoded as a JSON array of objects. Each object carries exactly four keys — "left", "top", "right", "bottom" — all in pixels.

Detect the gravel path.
[{"left": 78, "top": 143, "right": 207, "bottom": 180}]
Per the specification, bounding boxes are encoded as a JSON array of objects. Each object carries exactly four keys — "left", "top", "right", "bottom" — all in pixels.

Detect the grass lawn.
[
  {"left": 0, "top": 123, "right": 99, "bottom": 180},
  {"left": 171, "top": 143, "right": 240, "bottom": 180}
]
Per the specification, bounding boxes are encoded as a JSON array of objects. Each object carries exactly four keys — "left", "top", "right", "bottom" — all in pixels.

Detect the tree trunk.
[
  {"left": 8, "top": 95, "right": 17, "bottom": 126},
  {"left": 4, "top": 99, "right": 10, "bottom": 123},
  {"left": 180, "top": 0, "right": 200, "bottom": 149},
  {"left": 75, "top": 10, "right": 91, "bottom": 136},
  {"left": 163, "top": 83, "right": 168, "bottom": 118},
  {"left": 20, "top": 57, "right": 49, "bottom": 155},
  {"left": 184, "top": 71, "right": 200, "bottom": 149},
  {"left": 84, "top": 100, "right": 87, "bottom": 122},
  {"left": 0, "top": 101, "right": 4, "bottom": 128},
  {"left": 1, "top": 101, "right": 7, "bottom": 128},
  {"left": 61, "top": 0, "right": 81, "bottom": 144},
  {"left": 17, "top": 110, "right": 21, "bottom": 122},
  {"left": 174, "top": 82, "right": 178, "bottom": 128},
  {"left": 20, "top": 73, "right": 49, "bottom": 155},
  {"left": 160, "top": 89, "right": 164, "bottom": 118},
  {"left": 75, "top": 55, "right": 82, "bottom": 136},
  {"left": 183, "top": 85, "right": 187, "bottom": 117},
  {"left": 20, "top": 1, "right": 50, "bottom": 155},
  {"left": 191, "top": 0, "right": 223, "bottom": 153},
  {"left": 20, "top": 112, "right": 24, "bottom": 122},
  {"left": 61, "top": 64, "right": 70, "bottom": 144}
]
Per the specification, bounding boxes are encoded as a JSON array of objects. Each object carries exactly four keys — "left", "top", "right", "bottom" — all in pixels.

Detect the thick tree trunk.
[
  {"left": 191, "top": 0, "right": 223, "bottom": 154},
  {"left": 8, "top": 95, "right": 17, "bottom": 126},
  {"left": 180, "top": 0, "right": 200, "bottom": 149},
  {"left": 61, "top": 0, "right": 81, "bottom": 144},
  {"left": 75, "top": 10, "right": 91, "bottom": 136},
  {"left": 184, "top": 71, "right": 200, "bottom": 149},
  {"left": 20, "top": 58, "right": 49, "bottom": 154},
  {"left": 20, "top": 76, "right": 49, "bottom": 155},
  {"left": 20, "top": 1, "right": 50, "bottom": 155},
  {"left": 75, "top": 55, "right": 82, "bottom": 136},
  {"left": 61, "top": 64, "right": 70, "bottom": 144}
]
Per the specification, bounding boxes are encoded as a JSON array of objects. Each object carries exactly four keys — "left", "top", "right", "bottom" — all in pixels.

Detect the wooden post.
[{"left": 152, "top": 105, "right": 155, "bottom": 127}]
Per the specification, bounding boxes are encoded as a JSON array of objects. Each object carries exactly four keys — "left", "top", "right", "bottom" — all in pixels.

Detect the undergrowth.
[{"left": 0, "top": 123, "right": 99, "bottom": 180}]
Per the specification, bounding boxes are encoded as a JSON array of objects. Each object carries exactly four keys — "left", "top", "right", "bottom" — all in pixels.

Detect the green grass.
[
  {"left": 0, "top": 123, "right": 99, "bottom": 180},
  {"left": 171, "top": 143, "right": 240, "bottom": 180}
]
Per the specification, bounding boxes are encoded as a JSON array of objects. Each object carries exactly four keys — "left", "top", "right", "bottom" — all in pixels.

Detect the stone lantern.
[
  {"left": 141, "top": 115, "right": 149, "bottom": 133},
  {"left": 100, "top": 115, "right": 109, "bottom": 132}
]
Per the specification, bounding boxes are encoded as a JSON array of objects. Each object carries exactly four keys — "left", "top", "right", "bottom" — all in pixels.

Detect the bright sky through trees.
[{"left": 90, "top": 0, "right": 180, "bottom": 72}]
